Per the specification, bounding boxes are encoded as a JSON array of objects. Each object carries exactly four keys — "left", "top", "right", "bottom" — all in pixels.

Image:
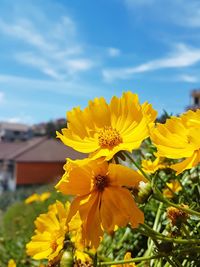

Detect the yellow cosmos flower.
[
  {"left": 8, "top": 259, "right": 16, "bottom": 267},
  {"left": 25, "top": 192, "right": 51, "bottom": 204},
  {"left": 141, "top": 157, "right": 166, "bottom": 174},
  {"left": 27, "top": 201, "right": 78, "bottom": 262},
  {"left": 39, "top": 192, "right": 51, "bottom": 201},
  {"left": 57, "top": 91, "right": 157, "bottom": 161},
  {"left": 56, "top": 159, "right": 146, "bottom": 248},
  {"left": 151, "top": 110, "right": 200, "bottom": 174},
  {"left": 112, "top": 252, "right": 137, "bottom": 267},
  {"left": 163, "top": 180, "right": 182, "bottom": 199},
  {"left": 25, "top": 193, "right": 40, "bottom": 204},
  {"left": 27, "top": 200, "right": 83, "bottom": 263},
  {"left": 74, "top": 250, "right": 92, "bottom": 264}
]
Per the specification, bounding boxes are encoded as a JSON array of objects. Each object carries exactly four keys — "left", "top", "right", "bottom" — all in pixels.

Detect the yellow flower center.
[
  {"left": 94, "top": 175, "right": 109, "bottom": 191},
  {"left": 98, "top": 126, "right": 122, "bottom": 149}
]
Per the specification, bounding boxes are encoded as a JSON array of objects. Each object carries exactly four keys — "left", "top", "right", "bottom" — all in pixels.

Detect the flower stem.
[
  {"left": 139, "top": 224, "right": 200, "bottom": 244},
  {"left": 98, "top": 254, "right": 162, "bottom": 265},
  {"left": 153, "top": 186, "right": 200, "bottom": 217},
  {"left": 144, "top": 202, "right": 163, "bottom": 257},
  {"left": 123, "top": 151, "right": 151, "bottom": 181},
  {"left": 166, "top": 256, "right": 177, "bottom": 267}
]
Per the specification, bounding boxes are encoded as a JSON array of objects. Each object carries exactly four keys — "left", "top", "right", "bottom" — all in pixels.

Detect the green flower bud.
[{"left": 60, "top": 251, "right": 74, "bottom": 267}]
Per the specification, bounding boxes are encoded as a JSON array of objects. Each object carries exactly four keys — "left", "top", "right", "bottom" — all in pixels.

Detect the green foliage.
[{"left": 0, "top": 187, "right": 69, "bottom": 267}]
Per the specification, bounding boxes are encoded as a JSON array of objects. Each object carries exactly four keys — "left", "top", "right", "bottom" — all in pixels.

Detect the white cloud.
[
  {"left": 66, "top": 59, "right": 93, "bottom": 73},
  {"left": 0, "top": 74, "right": 109, "bottom": 98},
  {"left": 0, "top": 15, "right": 94, "bottom": 80},
  {"left": 177, "top": 74, "right": 198, "bottom": 83},
  {"left": 103, "top": 44, "right": 200, "bottom": 81},
  {"left": 107, "top": 47, "right": 121, "bottom": 57},
  {"left": 124, "top": 0, "right": 200, "bottom": 28},
  {"left": 0, "top": 91, "right": 5, "bottom": 103}
]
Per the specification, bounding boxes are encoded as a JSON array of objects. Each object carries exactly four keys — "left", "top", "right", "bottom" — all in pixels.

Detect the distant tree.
[
  {"left": 156, "top": 110, "right": 173, "bottom": 124},
  {"left": 45, "top": 119, "right": 67, "bottom": 138}
]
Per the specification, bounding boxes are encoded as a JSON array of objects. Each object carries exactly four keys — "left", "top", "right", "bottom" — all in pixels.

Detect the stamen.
[
  {"left": 94, "top": 175, "right": 109, "bottom": 191},
  {"left": 98, "top": 126, "right": 122, "bottom": 149},
  {"left": 51, "top": 240, "right": 58, "bottom": 251}
]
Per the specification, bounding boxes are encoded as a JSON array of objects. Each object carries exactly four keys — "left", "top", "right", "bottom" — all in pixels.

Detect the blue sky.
[{"left": 0, "top": 0, "right": 199, "bottom": 124}]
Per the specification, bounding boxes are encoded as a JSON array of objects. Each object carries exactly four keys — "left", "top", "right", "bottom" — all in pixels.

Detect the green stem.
[
  {"left": 153, "top": 187, "right": 200, "bottom": 217},
  {"left": 139, "top": 225, "right": 200, "bottom": 244},
  {"left": 123, "top": 151, "right": 151, "bottom": 181},
  {"left": 98, "top": 254, "right": 163, "bottom": 266},
  {"left": 144, "top": 202, "right": 163, "bottom": 257},
  {"left": 181, "top": 224, "right": 190, "bottom": 238},
  {"left": 173, "top": 257, "right": 183, "bottom": 267},
  {"left": 166, "top": 256, "right": 177, "bottom": 267},
  {"left": 173, "top": 246, "right": 200, "bottom": 254}
]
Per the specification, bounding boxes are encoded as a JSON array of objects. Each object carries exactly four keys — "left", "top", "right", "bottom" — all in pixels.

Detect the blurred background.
[{"left": 1, "top": 0, "right": 200, "bottom": 192}]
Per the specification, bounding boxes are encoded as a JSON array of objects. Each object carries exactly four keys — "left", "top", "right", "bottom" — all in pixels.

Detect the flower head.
[
  {"left": 151, "top": 109, "right": 200, "bottom": 174},
  {"left": 167, "top": 205, "right": 189, "bottom": 227},
  {"left": 57, "top": 92, "right": 157, "bottom": 161},
  {"left": 25, "top": 193, "right": 40, "bottom": 204},
  {"left": 8, "top": 259, "right": 16, "bottom": 267},
  {"left": 56, "top": 159, "right": 146, "bottom": 248},
  {"left": 26, "top": 200, "right": 82, "bottom": 263},
  {"left": 141, "top": 156, "right": 166, "bottom": 174},
  {"left": 26, "top": 201, "right": 67, "bottom": 261},
  {"left": 163, "top": 180, "right": 182, "bottom": 199},
  {"left": 25, "top": 192, "right": 51, "bottom": 204}
]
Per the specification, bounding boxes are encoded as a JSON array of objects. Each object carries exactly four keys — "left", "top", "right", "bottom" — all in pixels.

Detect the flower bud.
[
  {"left": 167, "top": 205, "right": 189, "bottom": 227},
  {"left": 60, "top": 251, "right": 74, "bottom": 267},
  {"left": 137, "top": 181, "right": 152, "bottom": 203}
]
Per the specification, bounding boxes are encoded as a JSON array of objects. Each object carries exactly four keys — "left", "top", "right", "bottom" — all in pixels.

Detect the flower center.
[
  {"left": 98, "top": 126, "right": 122, "bottom": 149},
  {"left": 94, "top": 175, "right": 109, "bottom": 191}
]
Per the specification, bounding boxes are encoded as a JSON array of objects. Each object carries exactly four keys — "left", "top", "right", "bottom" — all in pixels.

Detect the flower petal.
[{"left": 108, "top": 163, "right": 147, "bottom": 188}]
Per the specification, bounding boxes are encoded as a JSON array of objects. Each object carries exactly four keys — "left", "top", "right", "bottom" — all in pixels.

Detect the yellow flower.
[
  {"left": 25, "top": 192, "right": 51, "bottom": 204},
  {"left": 56, "top": 159, "right": 146, "bottom": 248},
  {"left": 74, "top": 250, "right": 92, "bottom": 264},
  {"left": 57, "top": 92, "right": 157, "bottom": 161},
  {"left": 26, "top": 201, "right": 68, "bottom": 262},
  {"left": 39, "top": 192, "right": 51, "bottom": 201},
  {"left": 112, "top": 252, "right": 136, "bottom": 267},
  {"left": 151, "top": 110, "right": 200, "bottom": 174},
  {"left": 141, "top": 156, "right": 166, "bottom": 174},
  {"left": 163, "top": 180, "right": 182, "bottom": 199},
  {"left": 25, "top": 193, "right": 40, "bottom": 204},
  {"left": 8, "top": 259, "right": 16, "bottom": 267}
]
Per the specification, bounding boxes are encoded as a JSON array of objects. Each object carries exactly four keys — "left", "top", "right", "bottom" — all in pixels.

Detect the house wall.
[
  {"left": 16, "top": 162, "right": 65, "bottom": 185},
  {"left": 0, "top": 128, "right": 33, "bottom": 142}
]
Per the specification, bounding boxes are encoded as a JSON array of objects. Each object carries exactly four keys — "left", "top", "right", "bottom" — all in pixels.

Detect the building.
[
  {"left": 0, "top": 122, "right": 33, "bottom": 142},
  {"left": 187, "top": 89, "right": 200, "bottom": 111},
  {"left": 0, "top": 137, "right": 85, "bottom": 191}
]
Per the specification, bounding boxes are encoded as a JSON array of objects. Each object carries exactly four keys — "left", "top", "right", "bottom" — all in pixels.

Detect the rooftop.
[{"left": 0, "top": 137, "right": 85, "bottom": 162}]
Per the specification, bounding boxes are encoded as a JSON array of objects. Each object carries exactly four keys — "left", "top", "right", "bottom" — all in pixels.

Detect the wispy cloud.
[
  {"left": 103, "top": 44, "right": 200, "bottom": 81},
  {"left": 0, "top": 74, "right": 109, "bottom": 98},
  {"left": 107, "top": 47, "right": 121, "bottom": 57},
  {"left": 177, "top": 74, "right": 198, "bottom": 83},
  {"left": 0, "top": 14, "right": 94, "bottom": 80},
  {"left": 124, "top": 0, "right": 200, "bottom": 28},
  {"left": 0, "top": 91, "right": 4, "bottom": 103}
]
